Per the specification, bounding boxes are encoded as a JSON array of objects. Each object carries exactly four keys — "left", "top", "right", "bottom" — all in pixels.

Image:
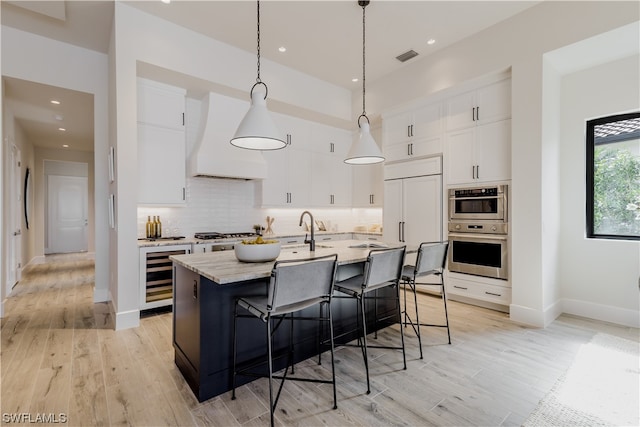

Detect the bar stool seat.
[
  {"left": 334, "top": 246, "right": 407, "bottom": 395},
  {"left": 232, "top": 254, "right": 339, "bottom": 427}
]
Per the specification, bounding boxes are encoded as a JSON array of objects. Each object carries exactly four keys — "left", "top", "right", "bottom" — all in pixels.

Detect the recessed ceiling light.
[
  {"left": 62, "top": 144, "right": 69, "bottom": 148},
  {"left": 58, "top": 127, "right": 66, "bottom": 131},
  {"left": 278, "top": 46, "right": 286, "bottom": 53},
  {"left": 54, "top": 114, "right": 64, "bottom": 121},
  {"left": 352, "top": 78, "right": 359, "bottom": 82},
  {"left": 50, "top": 100, "right": 61, "bottom": 105},
  {"left": 161, "top": 0, "right": 171, "bottom": 4},
  {"left": 427, "top": 39, "right": 436, "bottom": 45}
]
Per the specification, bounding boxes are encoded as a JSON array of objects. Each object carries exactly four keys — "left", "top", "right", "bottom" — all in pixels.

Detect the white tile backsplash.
[{"left": 137, "top": 177, "right": 382, "bottom": 238}]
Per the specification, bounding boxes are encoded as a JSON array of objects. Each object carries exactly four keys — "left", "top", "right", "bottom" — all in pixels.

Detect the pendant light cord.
[
  {"left": 256, "top": 0, "right": 261, "bottom": 84},
  {"left": 361, "top": 3, "right": 366, "bottom": 117}
]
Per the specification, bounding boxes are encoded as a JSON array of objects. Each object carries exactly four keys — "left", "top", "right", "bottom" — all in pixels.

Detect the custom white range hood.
[{"left": 189, "top": 92, "right": 268, "bottom": 180}]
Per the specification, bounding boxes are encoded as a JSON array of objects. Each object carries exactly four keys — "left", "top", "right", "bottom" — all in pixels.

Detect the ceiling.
[{"left": 1, "top": 0, "right": 540, "bottom": 152}]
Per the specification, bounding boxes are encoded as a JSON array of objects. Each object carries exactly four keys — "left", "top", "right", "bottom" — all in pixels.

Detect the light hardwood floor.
[{"left": 1, "top": 254, "right": 638, "bottom": 426}]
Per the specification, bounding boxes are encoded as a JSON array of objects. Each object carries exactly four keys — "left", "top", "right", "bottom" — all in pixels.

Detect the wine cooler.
[{"left": 139, "top": 244, "right": 192, "bottom": 310}]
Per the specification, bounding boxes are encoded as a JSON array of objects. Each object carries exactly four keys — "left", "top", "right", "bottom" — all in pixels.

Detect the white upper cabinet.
[
  {"left": 137, "top": 78, "right": 186, "bottom": 130},
  {"left": 383, "top": 101, "right": 443, "bottom": 163},
  {"left": 310, "top": 124, "right": 352, "bottom": 207},
  {"left": 137, "top": 79, "right": 186, "bottom": 205},
  {"left": 352, "top": 162, "right": 383, "bottom": 207},
  {"left": 261, "top": 114, "right": 311, "bottom": 207},
  {"left": 446, "top": 77, "right": 512, "bottom": 185},
  {"left": 446, "top": 78, "right": 511, "bottom": 131},
  {"left": 447, "top": 119, "right": 511, "bottom": 185}
]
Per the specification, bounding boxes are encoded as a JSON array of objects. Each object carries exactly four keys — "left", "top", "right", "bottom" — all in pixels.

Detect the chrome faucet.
[{"left": 299, "top": 211, "right": 315, "bottom": 251}]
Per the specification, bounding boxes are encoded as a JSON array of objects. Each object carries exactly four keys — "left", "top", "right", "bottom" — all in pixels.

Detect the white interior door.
[
  {"left": 7, "top": 145, "right": 22, "bottom": 292},
  {"left": 47, "top": 175, "right": 88, "bottom": 254}
]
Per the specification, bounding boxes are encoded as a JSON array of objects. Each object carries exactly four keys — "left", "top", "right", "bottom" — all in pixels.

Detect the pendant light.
[
  {"left": 231, "top": 0, "right": 286, "bottom": 151},
  {"left": 345, "top": 0, "right": 384, "bottom": 165}
]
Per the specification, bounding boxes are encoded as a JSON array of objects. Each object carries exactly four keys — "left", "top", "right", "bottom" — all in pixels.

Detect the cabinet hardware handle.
[
  {"left": 370, "top": 194, "right": 374, "bottom": 204},
  {"left": 407, "top": 143, "right": 411, "bottom": 156},
  {"left": 476, "top": 165, "right": 480, "bottom": 179},
  {"left": 472, "top": 107, "right": 475, "bottom": 122},
  {"left": 485, "top": 291, "right": 501, "bottom": 297},
  {"left": 287, "top": 240, "right": 297, "bottom": 243},
  {"left": 407, "top": 125, "right": 411, "bottom": 138},
  {"left": 398, "top": 222, "right": 402, "bottom": 241},
  {"left": 476, "top": 106, "right": 480, "bottom": 121},
  {"left": 410, "top": 143, "right": 414, "bottom": 155},
  {"left": 182, "top": 112, "right": 185, "bottom": 126},
  {"left": 411, "top": 124, "right": 414, "bottom": 137},
  {"left": 454, "top": 285, "right": 468, "bottom": 290},
  {"left": 472, "top": 165, "right": 476, "bottom": 179},
  {"left": 182, "top": 188, "right": 186, "bottom": 200},
  {"left": 193, "top": 280, "right": 198, "bottom": 299},
  {"left": 322, "top": 237, "right": 331, "bottom": 241},
  {"left": 402, "top": 221, "right": 406, "bottom": 242},
  {"left": 368, "top": 237, "right": 376, "bottom": 240}
]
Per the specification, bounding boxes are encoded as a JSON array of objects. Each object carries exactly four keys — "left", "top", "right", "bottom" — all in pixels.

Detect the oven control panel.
[{"left": 448, "top": 221, "right": 508, "bottom": 235}]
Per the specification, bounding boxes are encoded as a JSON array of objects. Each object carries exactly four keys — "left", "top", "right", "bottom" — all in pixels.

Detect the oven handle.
[
  {"left": 448, "top": 233, "right": 507, "bottom": 241},
  {"left": 449, "top": 196, "right": 502, "bottom": 201}
]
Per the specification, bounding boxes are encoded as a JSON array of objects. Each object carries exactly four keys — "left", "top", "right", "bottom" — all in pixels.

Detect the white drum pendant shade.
[
  {"left": 345, "top": 122, "right": 384, "bottom": 164},
  {"left": 231, "top": 91, "right": 286, "bottom": 150}
]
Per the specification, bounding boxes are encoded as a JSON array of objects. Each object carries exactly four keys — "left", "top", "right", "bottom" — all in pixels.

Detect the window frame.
[{"left": 586, "top": 111, "right": 640, "bottom": 241}]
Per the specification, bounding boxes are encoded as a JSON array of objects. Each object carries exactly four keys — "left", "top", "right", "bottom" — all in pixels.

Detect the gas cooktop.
[{"left": 194, "top": 232, "right": 257, "bottom": 240}]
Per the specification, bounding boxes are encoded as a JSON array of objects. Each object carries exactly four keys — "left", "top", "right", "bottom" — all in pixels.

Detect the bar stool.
[
  {"left": 401, "top": 241, "right": 451, "bottom": 359},
  {"left": 231, "top": 254, "right": 339, "bottom": 427},
  {"left": 334, "top": 246, "right": 406, "bottom": 394}
]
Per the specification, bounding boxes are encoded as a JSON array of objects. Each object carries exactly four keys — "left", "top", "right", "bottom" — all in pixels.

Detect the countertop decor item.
[
  {"left": 344, "top": 0, "right": 384, "bottom": 165},
  {"left": 234, "top": 237, "right": 281, "bottom": 262},
  {"left": 230, "top": 0, "right": 286, "bottom": 151},
  {"left": 265, "top": 216, "right": 275, "bottom": 235}
]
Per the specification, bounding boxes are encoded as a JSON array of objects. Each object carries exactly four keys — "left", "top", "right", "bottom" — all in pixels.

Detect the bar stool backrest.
[
  {"left": 414, "top": 241, "right": 449, "bottom": 277},
  {"left": 267, "top": 254, "right": 338, "bottom": 312},
  {"left": 362, "top": 247, "right": 406, "bottom": 289}
]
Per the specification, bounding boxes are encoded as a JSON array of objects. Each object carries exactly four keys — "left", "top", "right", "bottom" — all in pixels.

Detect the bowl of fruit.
[{"left": 234, "top": 236, "right": 281, "bottom": 262}]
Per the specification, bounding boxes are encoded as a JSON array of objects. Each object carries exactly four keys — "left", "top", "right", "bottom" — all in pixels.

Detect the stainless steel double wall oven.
[{"left": 448, "top": 185, "right": 509, "bottom": 280}]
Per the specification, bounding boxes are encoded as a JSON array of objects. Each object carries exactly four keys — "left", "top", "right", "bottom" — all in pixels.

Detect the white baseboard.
[
  {"left": 509, "top": 304, "right": 545, "bottom": 327},
  {"left": 107, "top": 292, "right": 140, "bottom": 330},
  {"left": 93, "top": 287, "right": 109, "bottom": 303},
  {"left": 562, "top": 298, "right": 640, "bottom": 328},
  {"left": 543, "top": 299, "right": 564, "bottom": 327}
]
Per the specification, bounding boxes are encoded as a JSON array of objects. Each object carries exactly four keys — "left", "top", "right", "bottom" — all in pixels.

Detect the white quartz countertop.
[
  {"left": 170, "top": 239, "right": 399, "bottom": 285},
  {"left": 138, "top": 231, "right": 382, "bottom": 248}
]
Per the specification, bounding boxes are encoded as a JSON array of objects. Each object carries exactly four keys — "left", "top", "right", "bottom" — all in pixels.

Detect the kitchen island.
[{"left": 170, "top": 240, "right": 401, "bottom": 402}]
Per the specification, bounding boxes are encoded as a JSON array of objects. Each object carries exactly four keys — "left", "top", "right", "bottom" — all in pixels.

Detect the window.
[{"left": 586, "top": 112, "right": 640, "bottom": 240}]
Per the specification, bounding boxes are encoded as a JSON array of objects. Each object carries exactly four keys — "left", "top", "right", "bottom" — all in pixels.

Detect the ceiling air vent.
[{"left": 396, "top": 50, "right": 419, "bottom": 63}]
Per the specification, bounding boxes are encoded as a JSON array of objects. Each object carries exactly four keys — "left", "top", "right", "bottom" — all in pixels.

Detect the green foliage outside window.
[{"left": 593, "top": 144, "right": 640, "bottom": 236}]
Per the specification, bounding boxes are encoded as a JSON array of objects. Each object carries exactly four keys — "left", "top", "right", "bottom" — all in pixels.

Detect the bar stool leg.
[
  {"left": 403, "top": 279, "right": 409, "bottom": 327},
  {"left": 328, "top": 302, "right": 338, "bottom": 409},
  {"left": 267, "top": 316, "right": 275, "bottom": 427},
  {"left": 318, "top": 303, "right": 323, "bottom": 366},
  {"left": 411, "top": 277, "right": 424, "bottom": 359},
  {"left": 289, "top": 312, "right": 295, "bottom": 375},
  {"left": 441, "top": 276, "right": 451, "bottom": 345},
  {"left": 360, "top": 294, "right": 371, "bottom": 395},
  {"left": 397, "top": 283, "right": 407, "bottom": 370},
  {"left": 232, "top": 301, "right": 239, "bottom": 400}
]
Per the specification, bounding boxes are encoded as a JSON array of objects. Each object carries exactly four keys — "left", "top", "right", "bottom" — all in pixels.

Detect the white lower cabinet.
[
  {"left": 446, "top": 272, "right": 511, "bottom": 306},
  {"left": 139, "top": 244, "right": 192, "bottom": 310}
]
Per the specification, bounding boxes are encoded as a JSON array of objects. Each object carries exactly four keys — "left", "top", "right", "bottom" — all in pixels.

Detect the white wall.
[
  {"left": 1, "top": 26, "right": 110, "bottom": 305},
  {"left": 361, "top": 1, "right": 639, "bottom": 326},
  {"left": 557, "top": 54, "right": 640, "bottom": 327}
]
